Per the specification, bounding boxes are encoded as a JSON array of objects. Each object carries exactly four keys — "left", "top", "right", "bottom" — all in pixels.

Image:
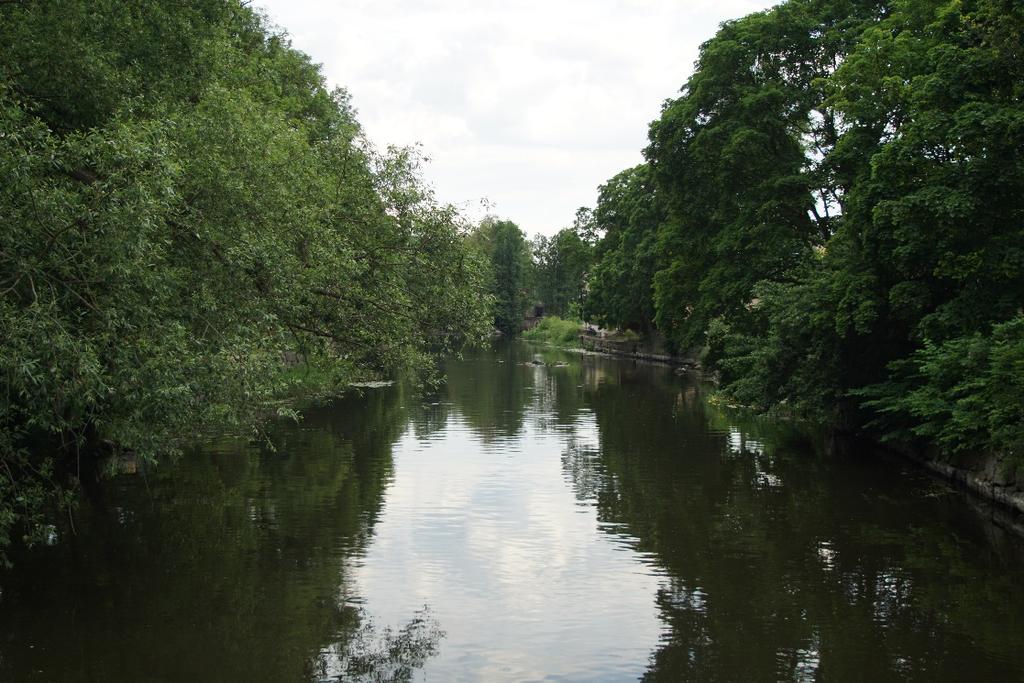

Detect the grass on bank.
[{"left": 522, "top": 316, "right": 585, "bottom": 345}]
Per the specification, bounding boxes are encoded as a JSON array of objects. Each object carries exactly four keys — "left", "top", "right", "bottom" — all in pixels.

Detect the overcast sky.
[{"left": 256, "top": 0, "right": 778, "bottom": 236}]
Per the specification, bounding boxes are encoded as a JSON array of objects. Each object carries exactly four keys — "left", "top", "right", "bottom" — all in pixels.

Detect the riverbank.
[
  {"left": 521, "top": 316, "right": 702, "bottom": 366},
  {"left": 526, "top": 327, "right": 1024, "bottom": 528},
  {"left": 902, "top": 448, "right": 1024, "bottom": 533},
  {"left": 576, "top": 333, "right": 701, "bottom": 368}
]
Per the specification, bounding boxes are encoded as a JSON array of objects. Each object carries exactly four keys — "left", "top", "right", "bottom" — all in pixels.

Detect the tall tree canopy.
[
  {"left": 0, "top": 0, "right": 491, "bottom": 559},
  {"left": 533, "top": 225, "right": 593, "bottom": 319},
  {"left": 584, "top": 165, "right": 663, "bottom": 332},
  {"left": 647, "top": 0, "right": 887, "bottom": 349},
  {"left": 580, "top": 0, "right": 1024, "bottom": 464},
  {"left": 469, "top": 217, "right": 533, "bottom": 334}
]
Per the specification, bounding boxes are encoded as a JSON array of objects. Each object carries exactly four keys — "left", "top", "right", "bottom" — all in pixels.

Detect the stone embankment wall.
[
  {"left": 580, "top": 329, "right": 1024, "bottom": 531},
  {"left": 909, "top": 449, "right": 1024, "bottom": 530},
  {"left": 830, "top": 434, "right": 1024, "bottom": 534},
  {"left": 577, "top": 333, "right": 702, "bottom": 367}
]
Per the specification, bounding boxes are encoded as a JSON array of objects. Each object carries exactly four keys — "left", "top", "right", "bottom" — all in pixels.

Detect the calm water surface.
[{"left": 2, "top": 342, "right": 1024, "bottom": 681}]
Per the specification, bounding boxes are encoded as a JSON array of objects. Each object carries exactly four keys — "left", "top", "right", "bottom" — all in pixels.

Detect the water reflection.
[
  {"left": 444, "top": 344, "right": 1024, "bottom": 681},
  {"left": 0, "top": 388, "right": 440, "bottom": 682},
  {"left": 354, "top": 356, "right": 665, "bottom": 680},
  {"left": 551, "top": 347, "right": 1024, "bottom": 682},
  {"left": 313, "top": 606, "right": 444, "bottom": 682},
  {"left": 1, "top": 342, "right": 1023, "bottom": 681}
]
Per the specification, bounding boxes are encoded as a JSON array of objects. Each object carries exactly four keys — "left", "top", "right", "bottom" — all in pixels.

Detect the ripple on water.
[{"left": 2, "top": 346, "right": 1024, "bottom": 681}]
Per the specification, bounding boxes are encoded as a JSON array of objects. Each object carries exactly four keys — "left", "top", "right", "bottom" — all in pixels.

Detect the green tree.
[
  {"left": 647, "top": 0, "right": 886, "bottom": 350},
  {"left": 829, "top": 0, "right": 1024, "bottom": 448},
  {"left": 471, "top": 218, "right": 533, "bottom": 334},
  {"left": 578, "top": 0, "right": 1023, "bottom": 464},
  {"left": 533, "top": 226, "right": 593, "bottom": 318},
  {"left": 0, "top": 0, "right": 492, "bottom": 561},
  {"left": 704, "top": 0, "right": 1024, "bottom": 451},
  {"left": 584, "top": 164, "right": 663, "bottom": 332}
]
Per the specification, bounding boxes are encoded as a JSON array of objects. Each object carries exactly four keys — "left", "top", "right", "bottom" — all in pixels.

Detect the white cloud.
[
  {"left": 257, "top": 0, "right": 779, "bottom": 235},
  {"left": 348, "top": 414, "right": 669, "bottom": 679}
]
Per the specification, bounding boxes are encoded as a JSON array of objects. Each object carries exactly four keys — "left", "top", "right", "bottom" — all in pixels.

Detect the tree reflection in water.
[
  {"left": 2, "top": 343, "right": 1023, "bottom": 681},
  {"left": 551, "top": 349, "right": 1024, "bottom": 681},
  {"left": 312, "top": 606, "right": 444, "bottom": 682},
  {"left": 0, "top": 384, "right": 440, "bottom": 682}
]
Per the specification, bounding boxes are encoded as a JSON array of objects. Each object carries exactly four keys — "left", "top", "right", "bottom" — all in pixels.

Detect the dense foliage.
[
  {"left": 469, "top": 217, "right": 533, "bottom": 334},
  {"left": 0, "top": 0, "right": 491, "bottom": 560},
  {"left": 522, "top": 316, "right": 585, "bottom": 345},
  {"left": 532, "top": 220, "right": 594, "bottom": 319},
  {"left": 582, "top": 0, "right": 1024, "bottom": 462},
  {"left": 584, "top": 165, "right": 662, "bottom": 333}
]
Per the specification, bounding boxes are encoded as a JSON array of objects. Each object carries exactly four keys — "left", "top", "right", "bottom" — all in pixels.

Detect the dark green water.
[{"left": 2, "top": 342, "right": 1023, "bottom": 682}]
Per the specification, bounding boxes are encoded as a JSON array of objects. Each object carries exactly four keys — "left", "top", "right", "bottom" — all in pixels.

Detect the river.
[{"left": 2, "top": 342, "right": 1023, "bottom": 681}]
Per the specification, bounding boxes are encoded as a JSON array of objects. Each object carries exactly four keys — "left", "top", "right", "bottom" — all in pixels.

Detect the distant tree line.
[
  {"left": 576, "top": 0, "right": 1023, "bottom": 466},
  {"left": 0, "top": 0, "right": 492, "bottom": 560},
  {"left": 468, "top": 215, "right": 594, "bottom": 335}
]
